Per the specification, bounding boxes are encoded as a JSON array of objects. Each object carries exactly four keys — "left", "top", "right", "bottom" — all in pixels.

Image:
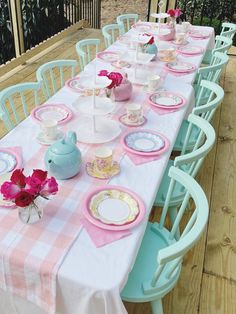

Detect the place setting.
[
  {"left": 177, "top": 45, "right": 204, "bottom": 56},
  {"left": 86, "top": 146, "right": 120, "bottom": 180},
  {"left": 148, "top": 90, "right": 187, "bottom": 115},
  {"left": 188, "top": 29, "right": 211, "bottom": 39},
  {"left": 119, "top": 103, "right": 147, "bottom": 127},
  {"left": 36, "top": 118, "right": 64, "bottom": 145},
  {"left": 120, "top": 129, "right": 170, "bottom": 165},
  {"left": 65, "top": 76, "right": 102, "bottom": 96},
  {"left": 31, "top": 103, "right": 73, "bottom": 124},
  {"left": 164, "top": 61, "right": 196, "bottom": 76}
]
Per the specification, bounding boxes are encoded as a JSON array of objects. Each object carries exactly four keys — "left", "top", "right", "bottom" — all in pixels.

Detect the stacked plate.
[
  {"left": 82, "top": 186, "right": 146, "bottom": 231},
  {"left": 31, "top": 104, "right": 73, "bottom": 124},
  {"left": 121, "top": 129, "right": 169, "bottom": 157},
  {"left": 148, "top": 91, "right": 186, "bottom": 110},
  {"left": 165, "top": 61, "right": 196, "bottom": 74},
  {"left": 177, "top": 46, "right": 204, "bottom": 56},
  {"left": 189, "top": 30, "right": 210, "bottom": 39}
]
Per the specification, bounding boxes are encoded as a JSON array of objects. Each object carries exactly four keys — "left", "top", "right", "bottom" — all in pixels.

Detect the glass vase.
[{"left": 18, "top": 200, "right": 43, "bottom": 224}]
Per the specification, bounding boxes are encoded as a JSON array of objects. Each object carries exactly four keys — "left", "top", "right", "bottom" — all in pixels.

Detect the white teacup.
[
  {"left": 182, "top": 22, "right": 191, "bottom": 33},
  {"left": 175, "top": 32, "right": 186, "bottom": 44},
  {"left": 40, "top": 119, "right": 58, "bottom": 140},
  {"left": 148, "top": 75, "right": 162, "bottom": 91},
  {"left": 94, "top": 147, "right": 113, "bottom": 173},
  {"left": 126, "top": 103, "right": 143, "bottom": 123}
]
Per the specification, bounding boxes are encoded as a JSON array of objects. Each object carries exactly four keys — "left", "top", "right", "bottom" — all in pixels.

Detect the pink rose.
[
  {"left": 31, "top": 169, "right": 47, "bottom": 183},
  {"left": 0, "top": 182, "right": 21, "bottom": 200},
  {"left": 174, "top": 8, "right": 182, "bottom": 17},
  {"left": 107, "top": 72, "right": 123, "bottom": 88},
  {"left": 167, "top": 9, "right": 175, "bottom": 17},
  {"left": 10, "top": 169, "right": 26, "bottom": 187},
  {"left": 25, "top": 176, "right": 42, "bottom": 195},
  {"left": 40, "top": 177, "right": 58, "bottom": 197},
  {"left": 15, "top": 191, "right": 34, "bottom": 207},
  {"left": 98, "top": 70, "right": 108, "bottom": 77}
]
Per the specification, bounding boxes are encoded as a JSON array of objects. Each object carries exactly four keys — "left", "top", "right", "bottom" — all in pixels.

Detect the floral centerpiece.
[
  {"left": 98, "top": 70, "right": 132, "bottom": 102},
  {"left": 167, "top": 8, "right": 182, "bottom": 26},
  {"left": 0, "top": 169, "right": 58, "bottom": 224}
]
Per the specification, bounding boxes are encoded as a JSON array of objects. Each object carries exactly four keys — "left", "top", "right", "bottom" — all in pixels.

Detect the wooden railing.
[{"left": 0, "top": 0, "right": 101, "bottom": 66}]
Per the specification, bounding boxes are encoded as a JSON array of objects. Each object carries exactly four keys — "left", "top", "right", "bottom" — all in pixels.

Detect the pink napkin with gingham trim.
[
  {"left": 81, "top": 218, "right": 131, "bottom": 247},
  {"left": 127, "top": 152, "right": 161, "bottom": 165}
]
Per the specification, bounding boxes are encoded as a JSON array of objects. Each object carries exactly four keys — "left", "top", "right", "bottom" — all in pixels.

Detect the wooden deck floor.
[{"left": 0, "top": 27, "right": 236, "bottom": 314}]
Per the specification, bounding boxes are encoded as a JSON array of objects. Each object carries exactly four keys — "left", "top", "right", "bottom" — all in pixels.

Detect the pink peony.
[
  {"left": 98, "top": 70, "right": 109, "bottom": 77},
  {"left": 40, "top": 177, "right": 58, "bottom": 197},
  {"left": 0, "top": 182, "right": 21, "bottom": 200},
  {"left": 10, "top": 169, "right": 26, "bottom": 187},
  {"left": 107, "top": 72, "right": 123, "bottom": 89},
  {"left": 174, "top": 8, "right": 182, "bottom": 17}
]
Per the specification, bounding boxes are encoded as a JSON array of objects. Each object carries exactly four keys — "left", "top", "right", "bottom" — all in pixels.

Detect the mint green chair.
[
  {"left": 121, "top": 166, "right": 209, "bottom": 314},
  {"left": 174, "top": 80, "right": 224, "bottom": 151},
  {"left": 154, "top": 114, "right": 215, "bottom": 229},
  {"left": 195, "top": 52, "right": 229, "bottom": 94},
  {"left": 220, "top": 22, "right": 236, "bottom": 39},
  {"left": 102, "top": 24, "right": 123, "bottom": 48},
  {"left": 0, "top": 82, "right": 41, "bottom": 131},
  {"left": 202, "top": 35, "right": 232, "bottom": 64},
  {"left": 117, "top": 13, "right": 139, "bottom": 35},
  {"left": 75, "top": 38, "right": 100, "bottom": 71},
  {"left": 36, "top": 59, "right": 77, "bottom": 100}
]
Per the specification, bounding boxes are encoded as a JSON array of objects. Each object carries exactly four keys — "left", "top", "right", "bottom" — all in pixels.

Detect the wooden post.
[{"left": 9, "top": 0, "right": 25, "bottom": 57}]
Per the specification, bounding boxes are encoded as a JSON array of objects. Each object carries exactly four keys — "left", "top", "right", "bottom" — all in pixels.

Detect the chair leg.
[{"left": 151, "top": 299, "right": 163, "bottom": 314}]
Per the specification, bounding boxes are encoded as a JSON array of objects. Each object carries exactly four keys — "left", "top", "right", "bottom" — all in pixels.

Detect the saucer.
[
  {"left": 119, "top": 114, "right": 147, "bottom": 127},
  {"left": 36, "top": 130, "right": 64, "bottom": 145},
  {"left": 172, "top": 39, "right": 189, "bottom": 46},
  {"left": 143, "top": 85, "right": 165, "bottom": 94},
  {"left": 86, "top": 161, "right": 120, "bottom": 180}
]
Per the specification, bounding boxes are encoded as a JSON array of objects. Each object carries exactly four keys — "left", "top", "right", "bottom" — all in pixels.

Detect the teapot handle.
[{"left": 68, "top": 131, "right": 77, "bottom": 144}]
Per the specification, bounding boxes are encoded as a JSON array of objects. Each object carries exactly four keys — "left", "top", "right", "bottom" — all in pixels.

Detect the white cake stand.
[{"left": 75, "top": 76, "right": 121, "bottom": 144}]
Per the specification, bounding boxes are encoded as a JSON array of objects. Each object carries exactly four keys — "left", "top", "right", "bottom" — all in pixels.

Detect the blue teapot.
[
  {"left": 44, "top": 131, "right": 81, "bottom": 180},
  {"left": 145, "top": 43, "right": 158, "bottom": 60}
]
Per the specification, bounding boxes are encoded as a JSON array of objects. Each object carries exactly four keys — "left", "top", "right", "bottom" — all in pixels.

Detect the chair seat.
[
  {"left": 121, "top": 222, "right": 181, "bottom": 302},
  {"left": 154, "top": 160, "right": 190, "bottom": 207},
  {"left": 173, "top": 119, "right": 200, "bottom": 151}
]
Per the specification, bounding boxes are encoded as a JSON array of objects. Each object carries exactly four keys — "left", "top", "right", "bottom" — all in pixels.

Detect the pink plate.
[
  {"left": 31, "top": 104, "right": 73, "bottom": 124},
  {"left": 177, "top": 46, "right": 204, "bottom": 55},
  {"left": 165, "top": 61, "right": 196, "bottom": 73},
  {"left": 65, "top": 77, "right": 85, "bottom": 93},
  {"left": 82, "top": 185, "right": 146, "bottom": 231},
  {"left": 132, "top": 23, "right": 152, "bottom": 32},
  {"left": 96, "top": 51, "right": 120, "bottom": 63},
  {"left": 121, "top": 129, "right": 170, "bottom": 157},
  {"left": 148, "top": 91, "right": 186, "bottom": 109},
  {"left": 188, "top": 30, "right": 210, "bottom": 39},
  {"left": 0, "top": 147, "right": 22, "bottom": 172}
]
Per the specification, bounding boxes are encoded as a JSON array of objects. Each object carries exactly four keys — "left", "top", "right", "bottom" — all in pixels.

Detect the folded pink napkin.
[
  {"left": 150, "top": 106, "right": 180, "bottom": 115},
  {"left": 127, "top": 152, "right": 161, "bottom": 165},
  {"left": 81, "top": 218, "right": 131, "bottom": 247}
]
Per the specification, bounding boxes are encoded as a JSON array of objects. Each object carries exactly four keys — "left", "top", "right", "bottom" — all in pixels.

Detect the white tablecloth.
[{"left": 0, "top": 24, "right": 214, "bottom": 314}]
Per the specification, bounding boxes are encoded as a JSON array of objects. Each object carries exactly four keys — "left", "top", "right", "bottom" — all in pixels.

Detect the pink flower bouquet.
[
  {"left": 167, "top": 8, "right": 182, "bottom": 18},
  {"left": 1, "top": 169, "right": 58, "bottom": 208},
  {"left": 98, "top": 70, "right": 123, "bottom": 89}
]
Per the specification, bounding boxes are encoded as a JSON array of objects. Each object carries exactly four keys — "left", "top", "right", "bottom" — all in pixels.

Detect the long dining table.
[{"left": 0, "top": 22, "right": 214, "bottom": 314}]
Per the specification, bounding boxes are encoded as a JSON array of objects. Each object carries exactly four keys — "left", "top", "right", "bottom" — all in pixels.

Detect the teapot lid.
[{"left": 50, "top": 132, "right": 77, "bottom": 155}]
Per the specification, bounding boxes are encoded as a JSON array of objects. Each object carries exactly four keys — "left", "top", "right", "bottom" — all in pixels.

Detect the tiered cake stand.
[{"left": 73, "top": 76, "right": 121, "bottom": 144}]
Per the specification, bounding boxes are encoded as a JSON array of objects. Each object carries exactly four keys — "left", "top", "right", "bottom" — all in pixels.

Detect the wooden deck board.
[{"left": 0, "top": 27, "right": 235, "bottom": 314}]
